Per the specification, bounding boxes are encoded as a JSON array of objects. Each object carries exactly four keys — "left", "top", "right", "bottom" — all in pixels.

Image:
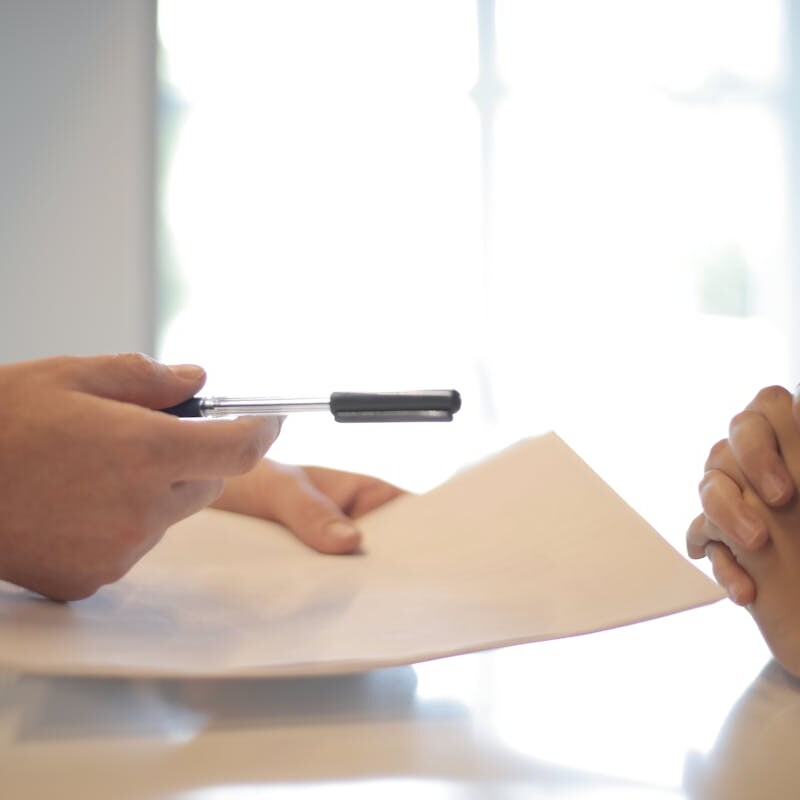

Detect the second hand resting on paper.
[{"left": 0, "top": 354, "right": 404, "bottom": 601}]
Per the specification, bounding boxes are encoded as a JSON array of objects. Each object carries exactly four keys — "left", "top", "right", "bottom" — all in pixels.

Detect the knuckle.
[
  {"left": 697, "top": 471, "right": 713, "bottom": 495},
  {"left": 235, "top": 438, "right": 264, "bottom": 473},
  {"left": 704, "top": 439, "right": 730, "bottom": 470},
  {"left": 686, "top": 519, "right": 710, "bottom": 557},
  {"left": 686, "top": 512, "right": 703, "bottom": 536},
  {"left": 753, "top": 384, "right": 791, "bottom": 409},
  {"left": 728, "top": 410, "right": 754, "bottom": 434},
  {"left": 698, "top": 476, "right": 720, "bottom": 510},
  {"left": 232, "top": 419, "right": 277, "bottom": 473},
  {"left": 116, "top": 351, "right": 162, "bottom": 383}
]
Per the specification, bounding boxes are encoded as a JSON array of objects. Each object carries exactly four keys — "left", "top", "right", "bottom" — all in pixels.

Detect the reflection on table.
[{"left": 0, "top": 600, "right": 796, "bottom": 799}]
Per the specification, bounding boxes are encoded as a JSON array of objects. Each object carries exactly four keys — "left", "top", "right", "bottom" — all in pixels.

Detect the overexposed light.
[{"left": 157, "top": 0, "right": 791, "bottom": 590}]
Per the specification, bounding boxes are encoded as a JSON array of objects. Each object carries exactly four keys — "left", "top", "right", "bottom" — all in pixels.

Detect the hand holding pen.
[
  {"left": 0, "top": 354, "right": 459, "bottom": 601},
  {"left": 0, "top": 354, "right": 281, "bottom": 600}
]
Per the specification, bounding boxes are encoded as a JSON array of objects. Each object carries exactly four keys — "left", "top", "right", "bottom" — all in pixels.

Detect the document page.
[{"left": 0, "top": 433, "right": 724, "bottom": 677}]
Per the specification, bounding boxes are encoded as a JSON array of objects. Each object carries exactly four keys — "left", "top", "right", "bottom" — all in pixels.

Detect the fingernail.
[
  {"left": 324, "top": 521, "right": 360, "bottom": 542},
  {"left": 762, "top": 472, "right": 789, "bottom": 505},
  {"left": 738, "top": 512, "right": 766, "bottom": 547},
  {"left": 170, "top": 364, "right": 205, "bottom": 380}
]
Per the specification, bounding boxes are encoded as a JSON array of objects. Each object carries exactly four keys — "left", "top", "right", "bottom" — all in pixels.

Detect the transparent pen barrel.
[{"left": 200, "top": 397, "right": 329, "bottom": 417}]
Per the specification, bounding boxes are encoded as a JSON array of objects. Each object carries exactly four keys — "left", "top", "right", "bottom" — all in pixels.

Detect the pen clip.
[{"left": 330, "top": 391, "right": 461, "bottom": 422}]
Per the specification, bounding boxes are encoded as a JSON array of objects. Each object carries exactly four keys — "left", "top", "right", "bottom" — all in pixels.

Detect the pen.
[{"left": 161, "top": 390, "right": 461, "bottom": 422}]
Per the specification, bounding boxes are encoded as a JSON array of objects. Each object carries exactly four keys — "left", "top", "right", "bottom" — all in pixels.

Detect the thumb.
[
  {"left": 273, "top": 470, "right": 363, "bottom": 555},
  {"left": 65, "top": 353, "right": 207, "bottom": 409}
]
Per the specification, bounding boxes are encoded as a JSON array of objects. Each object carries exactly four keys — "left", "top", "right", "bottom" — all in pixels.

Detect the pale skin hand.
[
  {"left": 214, "top": 460, "right": 405, "bottom": 553},
  {"left": 0, "top": 354, "right": 280, "bottom": 601},
  {"left": 687, "top": 386, "right": 800, "bottom": 605}
]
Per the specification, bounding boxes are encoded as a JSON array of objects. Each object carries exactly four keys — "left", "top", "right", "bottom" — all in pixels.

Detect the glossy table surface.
[{"left": 0, "top": 597, "right": 796, "bottom": 799}]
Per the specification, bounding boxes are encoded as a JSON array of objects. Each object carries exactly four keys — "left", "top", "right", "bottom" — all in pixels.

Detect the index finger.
[
  {"left": 696, "top": 467, "right": 768, "bottom": 551},
  {"left": 302, "top": 466, "right": 405, "bottom": 518},
  {"left": 729, "top": 408, "right": 794, "bottom": 507},
  {"left": 166, "top": 415, "right": 282, "bottom": 480}
]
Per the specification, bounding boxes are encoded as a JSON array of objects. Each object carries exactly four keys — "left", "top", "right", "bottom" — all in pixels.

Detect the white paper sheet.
[{"left": 0, "top": 433, "right": 724, "bottom": 677}]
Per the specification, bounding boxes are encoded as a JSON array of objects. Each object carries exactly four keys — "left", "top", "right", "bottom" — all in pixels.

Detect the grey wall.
[{"left": 0, "top": 0, "right": 156, "bottom": 362}]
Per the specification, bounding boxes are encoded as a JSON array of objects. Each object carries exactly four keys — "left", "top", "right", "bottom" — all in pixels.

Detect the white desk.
[{"left": 0, "top": 599, "right": 794, "bottom": 799}]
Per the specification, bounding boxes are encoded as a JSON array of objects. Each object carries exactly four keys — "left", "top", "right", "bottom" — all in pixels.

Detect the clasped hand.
[{"left": 688, "top": 385, "right": 800, "bottom": 676}]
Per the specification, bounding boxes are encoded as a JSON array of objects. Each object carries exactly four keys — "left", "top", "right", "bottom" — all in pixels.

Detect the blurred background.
[{"left": 1, "top": 0, "right": 798, "bottom": 554}]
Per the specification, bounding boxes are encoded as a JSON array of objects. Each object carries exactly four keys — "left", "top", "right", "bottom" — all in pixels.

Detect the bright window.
[{"left": 157, "top": 1, "right": 792, "bottom": 551}]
